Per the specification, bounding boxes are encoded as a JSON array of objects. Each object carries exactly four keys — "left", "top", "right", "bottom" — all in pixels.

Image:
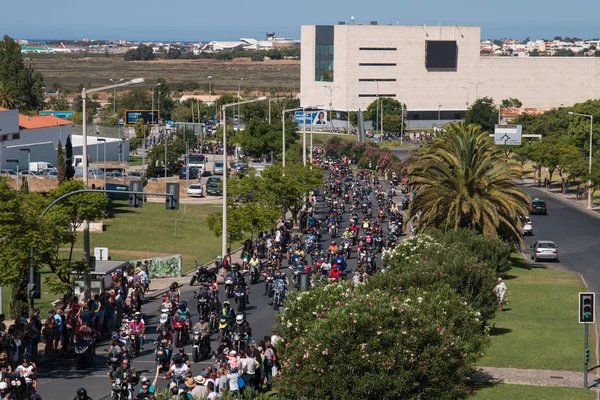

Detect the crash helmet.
[
  {"left": 77, "top": 388, "right": 87, "bottom": 396},
  {"left": 236, "top": 315, "right": 244, "bottom": 324}
]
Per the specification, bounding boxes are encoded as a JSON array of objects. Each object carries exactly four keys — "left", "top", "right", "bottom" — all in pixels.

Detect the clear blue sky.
[{"left": 4, "top": 0, "right": 600, "bottom": 42}]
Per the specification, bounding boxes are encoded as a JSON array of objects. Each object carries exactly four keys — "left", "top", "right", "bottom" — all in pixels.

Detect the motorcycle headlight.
[{"left": 193, "top": 334, "right": 199, "bottom": 340}]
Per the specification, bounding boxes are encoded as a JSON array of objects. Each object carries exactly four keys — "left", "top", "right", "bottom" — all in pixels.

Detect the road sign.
[
  {"left": 494, "top": 124, "right": 522, "bottom": 145},
  {"left": 94, "top": 247, "right": 109, "bottom": 261}
]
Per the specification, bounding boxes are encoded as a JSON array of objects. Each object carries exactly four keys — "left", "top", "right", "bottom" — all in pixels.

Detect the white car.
[
  {"left": 187, "top": 183, "right": 204, "bottom": 197},
  {"left": 521, "top": 216, "right": 533, "bottom": 235}
]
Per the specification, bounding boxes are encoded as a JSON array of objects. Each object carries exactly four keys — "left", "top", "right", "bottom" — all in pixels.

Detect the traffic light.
[
  {"left": 585, "top": 348, "right": 590, "bottom": 363},
  {"left": 579, "top": 292, "right": 595, "bottom": 323},
  {"left": 166, "top": 183, "right": 180, "bottom": 210},
  {"left": 28, "top": 271, "right": 41, "bottom": 299},
  {"left": 129, "top": 181, "right": 144, "bottom": 208}
]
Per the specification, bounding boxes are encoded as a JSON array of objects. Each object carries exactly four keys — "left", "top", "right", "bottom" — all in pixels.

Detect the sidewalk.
[{"left": 472, "top": 366, "right": 600, "bottom": 391}]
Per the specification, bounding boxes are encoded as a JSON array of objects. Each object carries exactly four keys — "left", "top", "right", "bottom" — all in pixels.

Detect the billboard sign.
[
  {"left": 125, "top": 110, "right": 159, "bottom": 126},
  {"left": 494, "top": 124, "right": 522, "bottom": 146},
  {"left": 39, "top": 110, "right": 75, "bottom": 119},
  {"left": 294, "top": 110, "right": 328, "bottom": 125}
]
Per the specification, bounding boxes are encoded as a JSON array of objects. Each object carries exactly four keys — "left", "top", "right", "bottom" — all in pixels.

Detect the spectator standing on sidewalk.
[{"left": 494, "top": 278, "right": 508, "bottom": 311}]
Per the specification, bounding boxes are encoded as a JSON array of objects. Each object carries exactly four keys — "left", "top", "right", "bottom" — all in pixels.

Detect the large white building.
[{"left": 300, "top": 24, "right": 600, "bottom": 128}]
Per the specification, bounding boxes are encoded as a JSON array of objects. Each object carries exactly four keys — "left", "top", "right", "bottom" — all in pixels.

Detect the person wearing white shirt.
[{"left": 494, "top": 277, "right": 508, "bottom": 311}]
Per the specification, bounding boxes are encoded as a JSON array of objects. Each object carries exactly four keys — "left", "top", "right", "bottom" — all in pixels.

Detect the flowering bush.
[
  {"left": 275, "top": 286, "right": 488, "bottom": 400},
  {"left": 372, "top": 233, "right": 498, "bottom": 324}
]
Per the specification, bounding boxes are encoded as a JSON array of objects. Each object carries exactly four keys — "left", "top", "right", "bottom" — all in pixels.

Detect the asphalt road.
[
  {"left": 521, "top": 184, "right": 600, "bottom": 294},
  {"left": 36, "top": 173, "right": 395, "bottom": 399}
]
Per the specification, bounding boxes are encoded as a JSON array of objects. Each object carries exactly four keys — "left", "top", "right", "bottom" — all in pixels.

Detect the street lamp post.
[
  {"left": 221, "top": 96, "right": 267, "bottom": 257},
  {"left": 20, "top": 148, "right": 30, "bottom": 192},
  {"left": 109, "top": 78, "right": 124, "bottom": 114},
  {"left": 268, "top": 97, "right": 286, "bottom": 125},
  {"left": 438, "top": 104, "right": 442, "bottom": 129},
  {"left": 165, "top": 137, "right": 168, "bottom": 179},
  {"left": 151, "top": 83, "right": 161, "bottom": 125},
  {"left": 281, "top": 107, "right": 305, "bottom": 175},
  {"left": 82, "top": 78, "right": 144, "bottom": 188},
  {"left": 460, "top": 85, "right": 470, "bottom": 106},
  {"left": 375, "top": 80, "right": 380, "bottom": 136},
  {"left": 97, "top": 139, "right": 106, "bottom": 189},
  {"left": 569, "top": 111, "right": 594, "bottom": 209},
  {"left": 237, "top": 78, "right": 243, "bottom": 127},
  {"left": 470, "top": 81, "right": 483, "bottom": 100}
]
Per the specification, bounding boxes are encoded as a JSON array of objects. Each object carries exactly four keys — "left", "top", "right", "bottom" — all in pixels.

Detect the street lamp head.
[
  {"left": 129, "top": 78, "right": 145, "bottom": 85},
  {"left": 255, "top": 96, "right": 268, "bottom": 101},
  {"left": 208, "top": 76, "right": 212, "bottom": 79},
  {"left": 568, "top": 111, "right": 574, "bottom": 115},
  {"left": 20, "top": 148, "right": 30, "bottom": 152}
]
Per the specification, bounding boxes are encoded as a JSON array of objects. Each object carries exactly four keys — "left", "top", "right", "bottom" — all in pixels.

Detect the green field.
[
  {"left": 26, "top": 57, "right": 300, "bottom": 93},
  {"left": 471, "top": 383, "right": 594, "bottom": 400},
  {"left": 72, "top": 200, "right": 241, "bottom": 273},
  {"left": 480, "top": 256, "right": 594, "bottom": 371}
]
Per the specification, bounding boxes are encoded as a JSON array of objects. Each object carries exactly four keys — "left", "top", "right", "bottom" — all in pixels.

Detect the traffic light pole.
[{"left": 584, "top": 322, "right": 589, "bottom": 388}]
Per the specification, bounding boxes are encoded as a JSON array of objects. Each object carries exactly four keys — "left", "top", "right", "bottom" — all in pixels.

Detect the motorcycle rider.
[
  {"left": 167, "top": 283, "right": 180, "bottom": 305},
  {"left": 0, "top": 382, "right": 12, "bottom": 400},
  {"left": 232, "top": 314, "right": 252, "bottom": 343},
  {"left": 174, "top": 302, "right": 191, "bottom": 324},
  {"left": 129, "top": 312, "right": 146, "bottom": 352},
  {"left": 74, "top": 387, "right": 93, "bottom": 400},
  {"left": 164, "top": 355, "right": 190, "bottom": 382},
  {"left": 106, "top": 332, "right": 127, "bottom": 373},
  {"left": 192, "top": 317, "right": 211, "bottom": 353},
  {"left": 221, "top": 301, "right": 236, "bottom": 327},
  {"left": 194, "top": 286, "right": 211, "bottom": 320},
  {"left": 154, "top": 327, "right": 173, "bottom": 366},
  {"left": 15, "top": 356, "right": 36, "bottom": 397},
  {"left": 110, "top": 358, "right": 136, "bottom": 400},
  {"left": 172, "top": 347, "right": 190, "bottom": 368}
]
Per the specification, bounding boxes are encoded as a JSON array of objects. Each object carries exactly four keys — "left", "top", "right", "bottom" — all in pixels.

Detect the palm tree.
[
  {"left": 407, "top": 121, "right": 530, "bottom": 244},
  {"left": 0, "top": 80, "right": 19, "bottom": 109}
]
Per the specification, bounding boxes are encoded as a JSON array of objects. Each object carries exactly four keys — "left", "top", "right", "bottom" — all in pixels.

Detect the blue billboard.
[
  {"left": 39, "top": 110, "right": 75, "bottom": 119},
  {"left": 125, "top": 110, "right": 159, "bottom": 126},
  {"left": 294, "top": 110, "right": 328, "bottom": 125}
]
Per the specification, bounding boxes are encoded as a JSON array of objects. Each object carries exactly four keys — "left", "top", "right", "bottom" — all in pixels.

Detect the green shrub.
[
  {"left": 372, "top": 234, "right": 498, "bottom": 324},
  {"left": 276, "top": 285, "right": 488, "bottom": 400}
]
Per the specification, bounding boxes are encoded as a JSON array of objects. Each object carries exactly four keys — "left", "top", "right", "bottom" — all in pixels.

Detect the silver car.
[
  {"left": 530, "top": 240, "right": 559, "bottom": 262},
  {"left": 213, "top": 161, "right": 224, "bottom": 175}
]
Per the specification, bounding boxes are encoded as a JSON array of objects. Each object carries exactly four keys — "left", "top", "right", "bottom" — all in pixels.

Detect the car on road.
[
  {"left": 206, "top": 182, "right": 222, "bottom": 196},
  {"left": 531, "top": 198, "right": 548, "bottom": 215},
  {"left": 213, "top": 161, "right": 225, "bottom": 175},
  {"left": 530, "top": 240, "right": 559, "bottom": 262},
  {"left": 186, "top": 183, "right": 204, "bottom": 197},
  {"left": 521, "top": 216, "right": 533, "bottom": 235},
  {"left": 179, "top": 167, "right": 199, "bottom": 180}
]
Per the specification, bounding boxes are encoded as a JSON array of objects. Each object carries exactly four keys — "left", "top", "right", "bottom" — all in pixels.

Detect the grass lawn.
[
  {"left": 72, "top": 200, "right": 242, "bottom": 274},
  {"left": 128, "top": 156, "right": 142, "bottom": 167},
  {"left": 479, "top": 254, "right": 594, "bottom": 371},
  {"left": 471, "top": 383, "right": 594, "bottom": 400},
  {"left": 2, "top": 267, "right": 59, "bottom": 316}
]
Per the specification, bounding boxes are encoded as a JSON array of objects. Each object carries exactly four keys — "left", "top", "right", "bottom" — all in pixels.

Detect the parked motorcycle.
[{"left": 190, "top": 260, "right": 217, "bottom": 286}]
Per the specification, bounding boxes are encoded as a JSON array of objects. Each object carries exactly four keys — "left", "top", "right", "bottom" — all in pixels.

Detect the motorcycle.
[
  {"left": 224, "top": 277, "right": 235, "bottom": 298},
  {"left": 107, "top": 346, "right": 124, "bottom": 376},
  {"left": 154, "top": 338, "right": 171, "bottom": 371},
  {"left": 111, "top": 377, "right": 133, "bottom": 400},
  {"left": 192, "top": 329, "right": 211, "bottom": 363},
  {"left": 190, "top": 261, "right": 217, "bottom": 286},
  {"left": 74, "top": 336, "right": 95, "bottom": 370},
  {"left": 232, "top": 331, "right": 247, "bottom": 353},
  {"left": 172, "top": 320, "right": 189, "bottom": 348},
  {"left": 195, "top": 293, "right": 210, "bottom": 321},
  {"left": 272, "top": 279, "right": 286, "bottom": 311},
  {"left": 157, "top": 307, "right": 172, "bottom": 332},
  {"left": 218, "top": 317, "right": 230, "bottom": 341},
  {"left": 208, "top": 311, "right": 219, "bottom": 334},
  {"left": 129, "top": 332, "right": 141, "bottom": 358},
  {"left": 234, "top": 286, "right": 247, "bottom": 313},
  {"left": 249, "top": 265, "right": 260, "bottom": 284}
]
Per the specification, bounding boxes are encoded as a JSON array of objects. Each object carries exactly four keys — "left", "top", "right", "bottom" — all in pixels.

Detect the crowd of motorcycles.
[{"left": 24, "top": 157, "right": 408, "bottom": 400}]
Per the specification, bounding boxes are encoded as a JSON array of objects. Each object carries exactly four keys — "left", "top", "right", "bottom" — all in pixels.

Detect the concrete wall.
[
  {"left": 1, "top": 125, "right": 73, "bottom": 169},
  {"left": 301, "top": 25, "right": 600, "bottom": 113}
]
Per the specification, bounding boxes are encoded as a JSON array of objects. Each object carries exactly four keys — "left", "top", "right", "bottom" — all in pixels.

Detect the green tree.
[
  {"left": 382, "top": 114, "right": 404, "bottom": 134},
  {"left": 276, "top": 283, "right": 488, "bottom": 400},
  {"left": 0, "top": 35, "right": 45, "bottom": 111},
  {"left": 134, "top": 118, "right": 150, "bottom": 139},
  {"left": 408, "top": 122, "right": 530, "bottom": 244},
  {"left": 365, "top": 97, "right": 403, "bottom": 130},
  {"left": 171, "top": 104, "right": 193, "bottom": 123},
  {"left": 117, "top": 88, "right": 151, "bottom": 113},
  {"left": 501, "top": 97, "right": 523, "bottom": 108},
  {"left": 0, "top": 81, "right": 21, "bottom": 108},
  {"left": 123, "top": 44, "right": 155, "bottom": 61},
  {"left": 56, "top": 140, "right": 66, "bottom": 183},
  {"left": 155, "top": 77, "right": 175, "bottom": 120},
  {"left": 40, "top": 181, "right": 107, "bottom": 299},
  {"left": 464, "top": 97, "right": 497, "bottom": 133},
  {"left": 47, "top": 94, "right": 71, "bottom": 111},
  {"left": 65, "top": 136, "right": 75, "bottom": 180}
]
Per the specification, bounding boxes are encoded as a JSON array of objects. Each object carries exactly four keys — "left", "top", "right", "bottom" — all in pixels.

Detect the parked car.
[
  {"left": 233, "top": 162, "right": 249, "bottom": 174},
  {"left": 530, "top": 198, "right": 548, "bottom": 215},
  {"left": 179, "top": 167, "right": 199, "bottom": 180},
  {"left": 107, "top": 171, "right": 123, "bottom": 178},
  {"left": 186, "top": 183, "right": 204, "bottom": 197},
  {"left": 19, "top": 170, "right": 44, "bottom": 179},
  {"left": 206, "top": 182, "right": 222, "bottom": 196},
  {"left": 530, "top": 240, "right": 559, "bottom": 262},
  {"left": 207, "top": 176, "right": 222, "bottom": 185},
  {"left": 89, "top": 168, "right": 104, "bottom": 179},
  {"left": 47, "top": 170, "right": 58, "bottom": 179},
  {"left": 213, "top": 161, "right": 224, "bottom": 175},
  {"left": 0, "top": 169, "right": 17, "bottom": 178},
  {"left": 127, "top": 171, "right": 144, "bottom": 180},
  {"left": 521, "top": 216, "right": 533, "bottom": 235}
]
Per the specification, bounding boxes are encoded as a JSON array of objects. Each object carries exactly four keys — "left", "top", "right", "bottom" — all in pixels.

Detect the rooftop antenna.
[
  {"left": 351, "top": 16, "right": 355, "bottom": 25},
  {"left": 455, "top": 25, "right": 464, "bottom": 38},
  {"left": 422, "top": 25, "right": 429, "bottom": 37}
]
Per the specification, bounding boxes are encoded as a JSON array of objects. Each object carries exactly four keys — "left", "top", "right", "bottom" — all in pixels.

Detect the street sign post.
[{"left": 494, "top": 124, "right": 522, "bottom": 146}]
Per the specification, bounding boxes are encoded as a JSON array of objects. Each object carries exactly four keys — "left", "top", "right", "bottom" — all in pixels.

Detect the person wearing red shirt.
[{"left": 329, "top": 266, "right": 341, "bottom": 281}]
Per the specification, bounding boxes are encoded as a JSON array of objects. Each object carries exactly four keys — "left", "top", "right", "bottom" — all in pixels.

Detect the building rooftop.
[{"left": 19, "top": 114, "right": 75, "bottom": 130}]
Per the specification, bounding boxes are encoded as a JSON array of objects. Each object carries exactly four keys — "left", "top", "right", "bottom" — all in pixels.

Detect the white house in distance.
[
  {"left": 0, "top": 107, "right": 74, "bottom": 170},
  {"left": 0, "top": 107, "right": 128, "bottom": 170}
]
